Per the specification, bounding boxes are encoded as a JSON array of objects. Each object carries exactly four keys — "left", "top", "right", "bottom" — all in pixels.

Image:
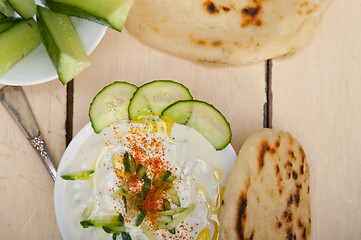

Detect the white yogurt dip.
[{"left": 59, "top": 118, "right": 234, "bottom": 240}]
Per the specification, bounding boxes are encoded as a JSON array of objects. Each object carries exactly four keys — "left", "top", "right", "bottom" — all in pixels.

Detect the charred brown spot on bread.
[
  {"left": 275, "top": 164, "right": 280, "bottom": 174},
  {"left": 270, "top": 148, "right": 276, "bottom": 154},
  {"left": 237, "top": 193, "right": 248, "bottom": 240},
  {"left": 289, "top": 150, "right": 295, "bottom": 159},
  {"left": 302, "top": 228, "right": 306, "bottom": 239},
  {"left": 258, "top": 140, "right": 271, "bottom": 172},
  {"left": 212, "top": 40, "right": 223, "bottom": 47},
  {"left": 294, "top": 190, "right": 300, "bottom": 207},
  {"left": 275, "top": 139, "right": 281, "bottom": 148},
  {"left": 197, "top": 40, "right": 206, "bottom": 45},
  {"left": 242, "top": 6, "right": 259, "bottom": 17},
  {"left": 241, "top": 4, "right": 262, "bottom": 28},
  {"left": 299, "top": 146, "right": 306, "bottom": 162},
  {"left": 289, "top": 135, "right": 294, "bottom": 145},
  {"left": 277, "top": 221, "right": 283, "bottom": 228},
  {"left": 287, "top": 229, "right": 294, "bottom": 240},
  {"left": 248, "top": 230, "right": 254, "bottom": 240},
  {"left": 288, "top": 195, "right": 294, "bottom": 206},
  {"left": 298, "top": 219, "right": 304, "bottom": 228},
  {"left": 287, "top": 212, "right": 293, "bottom": 222},
  {"left": 204, "top": 1, "right": 219, "bottom": 14},
  {"left": 300, "top": 165, "right": 304, "bottom": 174},
  {"left": 222, "top": 6, "right": 230, "bottom": 12},
  {"left": 292, "top": 171, "right": 298, "bottom": 180},
  {"left": 285, "top": 161, "right": 293, "bottom": 168}
]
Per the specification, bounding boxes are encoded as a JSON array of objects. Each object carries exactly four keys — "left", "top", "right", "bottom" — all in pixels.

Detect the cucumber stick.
[
  {"left": 43, "top": 0, "right": 133, "bottom": 32},
  {"left": 37, "top": 6, "right": 90, "bottom": 85},
  {"left": 0, "top": 0, "right": 14, "bottom": 17},
  {"left": 0, "top": 19, "right": 41, "bottom": 76},
  {"left": 161, "top": 100, "right": 232, "bottom": 150},
  {"left": 128, "top": 80, "right": 193, "bottom": 121},
  {"left": 0, "top": 19, "right": 18, "bottom": 32},
  {"left": 7, "top": 0, "right": 36, "bottom": 18},
  {"left": 89, "top": 82, "right": 137, "bottom": 133}
]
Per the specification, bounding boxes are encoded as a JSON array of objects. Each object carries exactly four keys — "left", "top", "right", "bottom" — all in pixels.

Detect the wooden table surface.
[{"left": 1, "top": 0, "right": 360, "bottom": 239}]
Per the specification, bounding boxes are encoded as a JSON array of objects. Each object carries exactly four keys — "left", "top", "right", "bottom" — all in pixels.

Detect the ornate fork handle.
[{"left": 0, "top": 86, "right": 57, "bottom": 181}]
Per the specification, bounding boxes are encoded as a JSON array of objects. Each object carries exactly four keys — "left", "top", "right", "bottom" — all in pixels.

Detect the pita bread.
[
  {"left": 125, "top": 0, "right": 329, "bottom": 65},
  {"left": 220, "top": 129, "right": 311, "bottom": 240}
]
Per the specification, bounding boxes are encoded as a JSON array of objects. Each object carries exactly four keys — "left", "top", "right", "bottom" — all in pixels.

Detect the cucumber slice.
[
  {"left": 89, "top": 82, "right": 137, "bottom": 133},
  {"left": 161, "top": 100, "right": 232, "bottom": 150},
  {"left": 7, "top": 0, "right": 35, "bottom": 18},
  {"left": 0, "top": 19, "right": 41, "bottom": 76},
  {"left": 36, "top": 5, "right": 91, "bottom": 85},
  {"left": 43, "top": 0, "right": 133, "bottom": 32},
  {"left": 128, "top": 80, "right": 193, "bottom": 121},
  {"left": 0, "top": 0, "right": 14, "bottom": 17}
]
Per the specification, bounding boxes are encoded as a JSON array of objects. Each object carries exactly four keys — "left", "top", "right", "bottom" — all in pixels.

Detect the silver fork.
[{"left": 0, "top": 86, "right": 57, "bottom": 181}]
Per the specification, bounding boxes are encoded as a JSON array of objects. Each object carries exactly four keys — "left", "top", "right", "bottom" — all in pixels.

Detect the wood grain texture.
[
  {"left": 73, "top": 28, "right": 267, "bottom": 152},
  {"left": 272, "top": 0, "right": 361, "bottom": 239},
  {"left": 0, "top": 81, "right": 65, "bottom": 239}
]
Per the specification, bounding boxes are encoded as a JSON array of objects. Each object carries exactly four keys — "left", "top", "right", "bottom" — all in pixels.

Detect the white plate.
[
  {"left": 54, "top": 122, "right": 237, "bottom": 240},
  {"left": 0, "top": 16, "right": 107, "bottom": 86}
]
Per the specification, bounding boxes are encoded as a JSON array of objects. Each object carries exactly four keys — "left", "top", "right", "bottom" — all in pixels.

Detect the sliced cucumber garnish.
[
  {"left": 43, "top": 0, "right": 133, "bottom": 32},
  {"left": 0, "top": 19, "right": 41, "bottom": 76},
  {"left": 161, "top": 100, "right": 232, "bottom": 150},
  {"left": 7, "top": 0, "right": 36, "bottom": 18},
  {"left": 61, "top": 170, "right": 94, "bottom": 180},
  {"left": 165, "top": 203, "right": 196, "bottom": 230},
  {"left": 36, "top": 5, "right": 91, "bottom": 85},
  {"left": 128, "top": 80, "right": 192, "bottom": 121},
  {"left": 89, "top": 82, "right": 137, "bottom": 133}
]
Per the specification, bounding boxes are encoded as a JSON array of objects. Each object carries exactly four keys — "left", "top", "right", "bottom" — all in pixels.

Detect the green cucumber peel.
[
  {"left": 157, "top": 207, "right": 187, "bottom": 216},
  {"left": 61, "top": 170, "right": 94, "bottom": 180},
  {"left": 135, "top": 211, "right": 146, "bottom": 227}
]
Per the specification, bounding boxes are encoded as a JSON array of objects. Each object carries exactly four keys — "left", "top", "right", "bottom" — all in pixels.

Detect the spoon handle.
[{"left": 0, "top": 86, "right": 57, "bottom": 181}]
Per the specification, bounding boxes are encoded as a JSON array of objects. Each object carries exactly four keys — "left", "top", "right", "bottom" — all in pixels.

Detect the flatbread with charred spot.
[
  {"left": 220, "top": 129, "right": 311, "bottom": 240},
  {"left": 125, "top": 0, "right": 329, "bottom": 65}
]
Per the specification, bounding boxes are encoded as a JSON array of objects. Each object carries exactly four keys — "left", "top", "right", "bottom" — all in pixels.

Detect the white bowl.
[
  {"left": 54, "top": 122, "right": 237, "bottom": 239},
  {"left": 0, "top": 17, "right": 107, "bottom": 86}
]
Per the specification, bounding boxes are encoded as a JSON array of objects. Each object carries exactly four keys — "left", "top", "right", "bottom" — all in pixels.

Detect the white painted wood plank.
[{"left": 0, "top": 81, "right": 65, "bottom": 239}]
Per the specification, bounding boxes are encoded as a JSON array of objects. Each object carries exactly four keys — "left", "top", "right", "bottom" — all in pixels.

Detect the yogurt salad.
[{"left": 55, "top": 80, "right": 236, "bottom": 240}]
